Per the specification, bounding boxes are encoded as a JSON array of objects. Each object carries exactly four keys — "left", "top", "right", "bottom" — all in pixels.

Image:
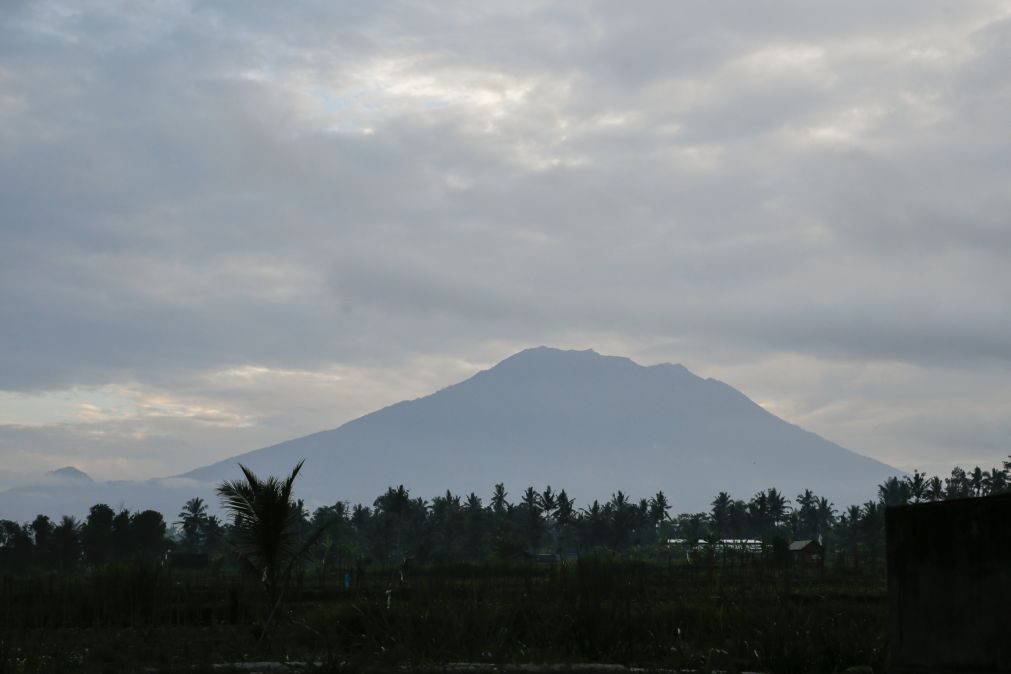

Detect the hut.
[{"left": 788, "top": 539, "right": 823, "bottom": 567}]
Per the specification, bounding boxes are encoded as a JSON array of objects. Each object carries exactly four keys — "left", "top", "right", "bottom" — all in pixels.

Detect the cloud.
[{"left": 2, "top": 0, "right": 1011, "bottom": 478}]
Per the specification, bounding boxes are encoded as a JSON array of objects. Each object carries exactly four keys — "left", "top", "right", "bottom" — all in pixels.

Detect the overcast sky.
[{"left": 2, "top": 1, "right": 1011, "bottom": 485}]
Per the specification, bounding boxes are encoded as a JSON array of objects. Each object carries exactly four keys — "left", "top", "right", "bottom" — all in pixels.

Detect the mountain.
[
  {"left": 0, "top": 347, "right": 902, "bottom": 521},
  {"left": 47, "top": 466, "right": 94, "bottom": 484},
  {"left": 182, "top": 347, "right": 900, "bottom": 512}
]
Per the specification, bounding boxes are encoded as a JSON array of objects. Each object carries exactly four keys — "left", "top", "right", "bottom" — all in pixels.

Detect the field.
[{"left": 0, "top": 558, "right": 886, "bottom": 673}]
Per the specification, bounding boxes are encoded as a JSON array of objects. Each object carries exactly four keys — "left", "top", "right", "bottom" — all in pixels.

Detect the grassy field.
[{"left": 0, "top": 559, "right": 887, "bottom": 673}]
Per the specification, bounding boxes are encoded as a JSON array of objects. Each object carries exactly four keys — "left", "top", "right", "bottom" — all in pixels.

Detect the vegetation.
[
  {"left": 0, "top": 456, "right": 1006, "bottom": 672},
  {"left": 217, "top": 460, "right": 334, "bottom": 642},
  {"left": 5, "top": 459, "right": 1007, "bottom": 574},
  {"left": 0, "top": 557, "right": 887, "bottom": 673}
]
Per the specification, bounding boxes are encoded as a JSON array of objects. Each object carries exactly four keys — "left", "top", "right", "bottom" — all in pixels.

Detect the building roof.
[{"left": 789, "top": 539, "right": 821, "bottom": 551}]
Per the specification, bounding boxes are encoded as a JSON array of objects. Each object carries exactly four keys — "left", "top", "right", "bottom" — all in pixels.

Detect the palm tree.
[
  {"left": 648, "top": 491, "right": 671, "bottom": 528},
  {"left": 177, "top": 497, "right": 209, "bottom": 550},
  {"left": 904, "top": 470, "right": 926, "bottom": 503},
  {"left": 925, "top": 476, "right": 944, "bottom": 502},
  {"left": 579, "top": 500, "right": 607, "bottom": 550},
  {"left": 490, "top": 483, "right": 509, "bottom": 515},
  {"left": 859, "top": 501, "right": 885, "bottom": 568},
  {"left": 519, "top": 486, "right": 544, "bottom": 552},
  {"left": 877, "top": 476, "right": 910, "bottom": 506},
  {"left": 540, "top": 486, "right": 557, "bottom": 516},
  {"left": 727, "top": 499, "right": 749, "bottom": 538},
  {"left": 635, "top": 498, "right": 652, "bottom": 546},
  {"left": 372, "top": 485, "right": 419, "bottom": 562},
  {"left": 553, "top": 489, "right": 577, "bottom": 553},
  {"left": 983, "top": 467, "right": 1008, "bottom": 495},
  {"left": 795, "top": 489, "right": 817, "bottom": 538},
  {"left": 428, "top": 491, "right": 462, "bottom": 561},
  {"left": 462, "top": 493, "right": 486, "bottom": 559},
  {"left": 969, "top": 466, "right": 984, "bottom": 497},
  {"left": 30, "top": 515, "right": 54, "bottom": 568},
  {"left": 766, "top": 488, "right": 790, "bottom": 528},
  {"left": 815, "top": 497, "right": 836, "bottom": 538},
  {"left": 945, "top": 466, "right": 970, "bottom": 499},
  {"left": 554, "top": 489, "right": 576, "bottom": 526},
  {"left": 748, "top": 490, "right": 770, "bottom": 535},
  {"left": 710, "top": 492, "right": 731, "bottom": 537},
  {"left": 217, "top": 460, "right": 331, "bottom": 640},
  {"left": 608, "top": 490, "right": 634, "bottom": 552},
  {"left": 838, "top": 505, "right": 862, "bottom": 569}
]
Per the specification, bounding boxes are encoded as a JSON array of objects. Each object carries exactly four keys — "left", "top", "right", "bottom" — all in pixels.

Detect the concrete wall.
[{"left": 886, "top": 493, "right": 1011, "bottom": 673}]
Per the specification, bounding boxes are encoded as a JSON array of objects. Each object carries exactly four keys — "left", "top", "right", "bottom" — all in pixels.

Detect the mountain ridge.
[
  {"left": 181, "top": 346, "right": 900, "bottom": 512},
  {"left": 0, "top": 347, "right": 902, "bottom": 520}
]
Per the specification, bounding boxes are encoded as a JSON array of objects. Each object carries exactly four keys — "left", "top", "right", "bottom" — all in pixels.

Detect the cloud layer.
[{"left": 2, "top": 1, "right": 1011, "bottom": 483}]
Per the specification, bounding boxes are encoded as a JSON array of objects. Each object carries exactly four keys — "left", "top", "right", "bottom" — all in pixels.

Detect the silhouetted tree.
[
  {"left": 51, "top": 516, "right": 81, "bottom": 570},
  {"left": 748, "top": 491, "right": 770, "bottom": 535},
  {"left": 0, "top": 520, "right": 32, "bottom": 572},
  {"left": 727, "top": 499, "right": 749, "bottom": 538},
  {"left": 540, "top": 486, "right": 557, "bottom": 516},
  {"left": 969, "top": 466, "right": 984, "bottom": 497},
  {"left": 837, "top": 505, "right": 862, "bottom": 569},
  {"left": 428, "top": 490, "right": 463, "bottom": 561},
  {"left": 925, "top": 476, "right": 944, "bottom": 502},
  {"left": 815, "top": 496, "right": 836, "bottom": 540},
  {"left": 710, "top": 492, "right": 732, "bottom": 538},
  {"left": 82, "top": 504, "right": 115, "bottom": 566},
  {"left": 30, "top": 515, "right": 54, "bottom": 568},
  {"left": 878, "top": 476, "right": 910, "bottom": 506},
  {"left": 795, "top": 489, "right": 817, "bottom": 538},
  {"left": 491, "top": 483, "right": 509, "bottom": 515},
  {"left": 608, "top": 490, "right": 635, "bottom": 552},
  {"left": 766, "top": 488, "right": 790, "bottom": 528},
  {"left": 579, "top": 500, "right": 608, "bottom": 550},
  {"left": 982, "top": 466, "right": 1008, "bottom": 495},
  {"left": 177, "top": 497, "right": 210, "bottom": 551},
  {"left": 519, "top": 486, "right": 545, "bottom": 553},
  {"left": 130, "top": 510, "right": 168, "bottom": 561},
  {"left": 217, "top": 460, "right": 332, "bottom": 640},
  {"left": 111, "top": 508, "right": 132, "bottom": 561},
  {"left": 904, "top": 470, "right": 927, "bottom": 503},
  {"left": 648, "top": 491, "right": 671, "bottom": 527},
  {"left": 373, "top": 485, "right": 423, "bottom": 562},
  {"left": 462, "top": 492, "right": 487, "bottom": 559},
  {"left": 859, "top": 501, "right": 884, "bottom": 568},
  {"left": 945, "top": 466, "right": 971, "bottom": 499},
  {"left": 553, "top": 489, "right": 577, "bottom": 553}
]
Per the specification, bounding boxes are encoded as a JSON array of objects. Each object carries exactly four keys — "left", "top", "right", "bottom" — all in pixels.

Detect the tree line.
[{"left": 1, "top": 457, "right": 1008, "bottom": 575}]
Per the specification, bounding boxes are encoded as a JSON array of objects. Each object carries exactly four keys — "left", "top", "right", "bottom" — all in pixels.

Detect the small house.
[{"left": 788, "top": 539, "right": 823, "bottom": 566}]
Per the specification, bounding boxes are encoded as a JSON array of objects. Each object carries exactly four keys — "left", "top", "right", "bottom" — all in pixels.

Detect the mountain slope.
[
  {"left": 183, "top": 347, "right": 900, "bottom": 512},
  {"left": 47, "top": 466, "right": 94, "bottom": 484}
]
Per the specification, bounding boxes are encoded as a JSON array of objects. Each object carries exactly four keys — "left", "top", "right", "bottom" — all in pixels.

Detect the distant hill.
[
  {"left": 0, "top": 474, "right": 206, "bottom": 523},
  {"left": 47, "top": 466, "right": 94, "bottom": 484},
  {"left": 183, "top": 347, "right": 901, "bottom": 513}
]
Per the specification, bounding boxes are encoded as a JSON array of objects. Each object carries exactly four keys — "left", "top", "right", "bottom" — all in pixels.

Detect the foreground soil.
[{"left": 0, "top": 560, "right": 887, "bottom": 673}]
